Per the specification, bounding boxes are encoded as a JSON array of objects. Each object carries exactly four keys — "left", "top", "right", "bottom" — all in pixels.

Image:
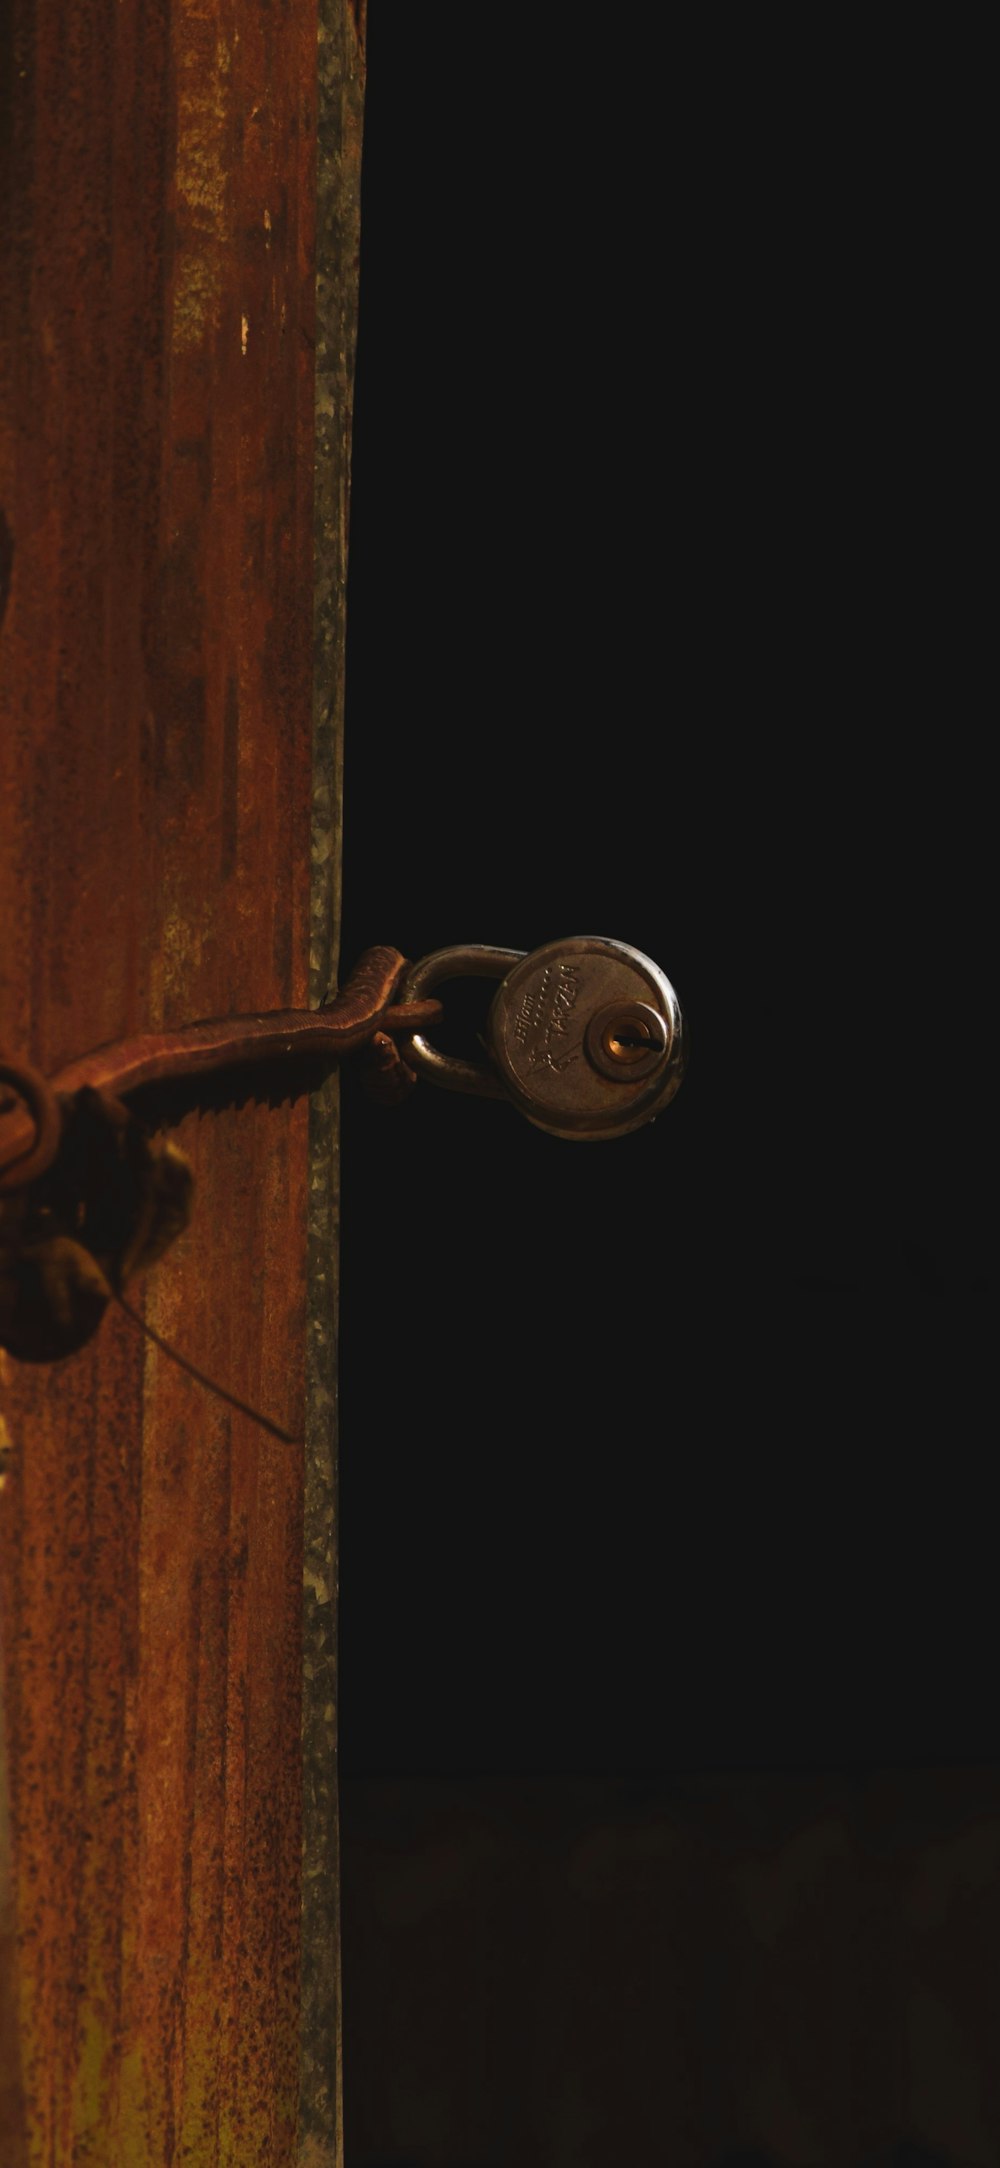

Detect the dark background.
[
  {"left": 339, "top": 11, "right": 992, "bottom": 1787},
  {"left": 334, "top": 12, "right": 992, "bottom": 2163}
]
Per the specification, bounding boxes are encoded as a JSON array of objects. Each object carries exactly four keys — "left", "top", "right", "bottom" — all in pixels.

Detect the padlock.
[{"left": 396, "top": 938, "right": 686, "bottom": 1140}]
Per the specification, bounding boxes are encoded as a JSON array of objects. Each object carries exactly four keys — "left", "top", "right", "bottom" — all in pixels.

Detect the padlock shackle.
[{"left": 395, "top": 946, "right": 522, "bottom": 1100}]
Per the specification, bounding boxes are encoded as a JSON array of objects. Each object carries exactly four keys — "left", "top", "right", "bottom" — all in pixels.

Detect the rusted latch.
[
  {"left": 0, "top": 945, "right": 439, "bottom": 1366},
  {"left": 0, "top": 936, "right": 685, "bottom": 1372}
]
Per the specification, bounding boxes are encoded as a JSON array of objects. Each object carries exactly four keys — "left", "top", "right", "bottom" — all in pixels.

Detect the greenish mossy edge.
[{"left": 302, "top": 7, "right": 364, "bottom": 2164}]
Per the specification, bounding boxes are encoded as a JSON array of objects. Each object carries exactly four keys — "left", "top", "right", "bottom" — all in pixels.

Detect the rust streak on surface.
[{"left": 0, "top": 0, "right": 339, "bottom": 2158}]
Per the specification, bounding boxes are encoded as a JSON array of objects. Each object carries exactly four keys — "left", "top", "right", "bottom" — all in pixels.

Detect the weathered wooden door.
[{"left": 0, "top": 4, "right": 364, "bottom": 2160}]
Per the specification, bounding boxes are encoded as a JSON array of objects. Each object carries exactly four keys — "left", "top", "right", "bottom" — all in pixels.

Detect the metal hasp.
[{"left": 398, "top": 938, "right": 687, "bottom": 1141}]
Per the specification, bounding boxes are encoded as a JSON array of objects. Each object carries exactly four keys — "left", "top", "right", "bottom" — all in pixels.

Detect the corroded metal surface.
[
  {"left": 0, "top": 0, "right": 359, "bottom": 2157},
  {"left": 0, "top": 1588, "right": 29, "bottom": 2166}
]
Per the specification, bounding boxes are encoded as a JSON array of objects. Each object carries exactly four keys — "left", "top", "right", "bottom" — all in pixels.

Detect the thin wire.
[{"left": 115, "top": 1293, "right": 302, "bottom": 1444}]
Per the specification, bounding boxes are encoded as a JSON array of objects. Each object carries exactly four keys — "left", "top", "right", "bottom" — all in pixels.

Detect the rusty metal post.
[{"left": 0, "top": 1, "right": 365, "bottom": 2160}]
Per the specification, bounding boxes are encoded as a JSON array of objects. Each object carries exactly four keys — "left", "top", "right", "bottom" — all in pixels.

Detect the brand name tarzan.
[{"left": 512, "top": 962, "right": 583, "bottom": 1075}]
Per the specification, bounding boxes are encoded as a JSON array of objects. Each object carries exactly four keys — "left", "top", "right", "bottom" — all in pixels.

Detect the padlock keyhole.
[
  {"left": 583, "top": 1001, "right": 669, "bottom": 1083},
  {"left": 606, "top": 1024, "right": 654, "bottom": 1061}
]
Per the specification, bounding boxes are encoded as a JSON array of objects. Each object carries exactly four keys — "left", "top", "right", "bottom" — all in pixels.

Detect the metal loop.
[
  {"left": 396, "top": 946, "right": 524, "bottom": 1100},
  {"left": 0, "top": 1059, "right": 63, "bottom": 1192}
]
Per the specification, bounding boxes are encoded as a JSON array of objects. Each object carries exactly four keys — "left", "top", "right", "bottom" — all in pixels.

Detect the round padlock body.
[{"left": 486, "top": 936, "right": 685, "bottom": 1140}]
